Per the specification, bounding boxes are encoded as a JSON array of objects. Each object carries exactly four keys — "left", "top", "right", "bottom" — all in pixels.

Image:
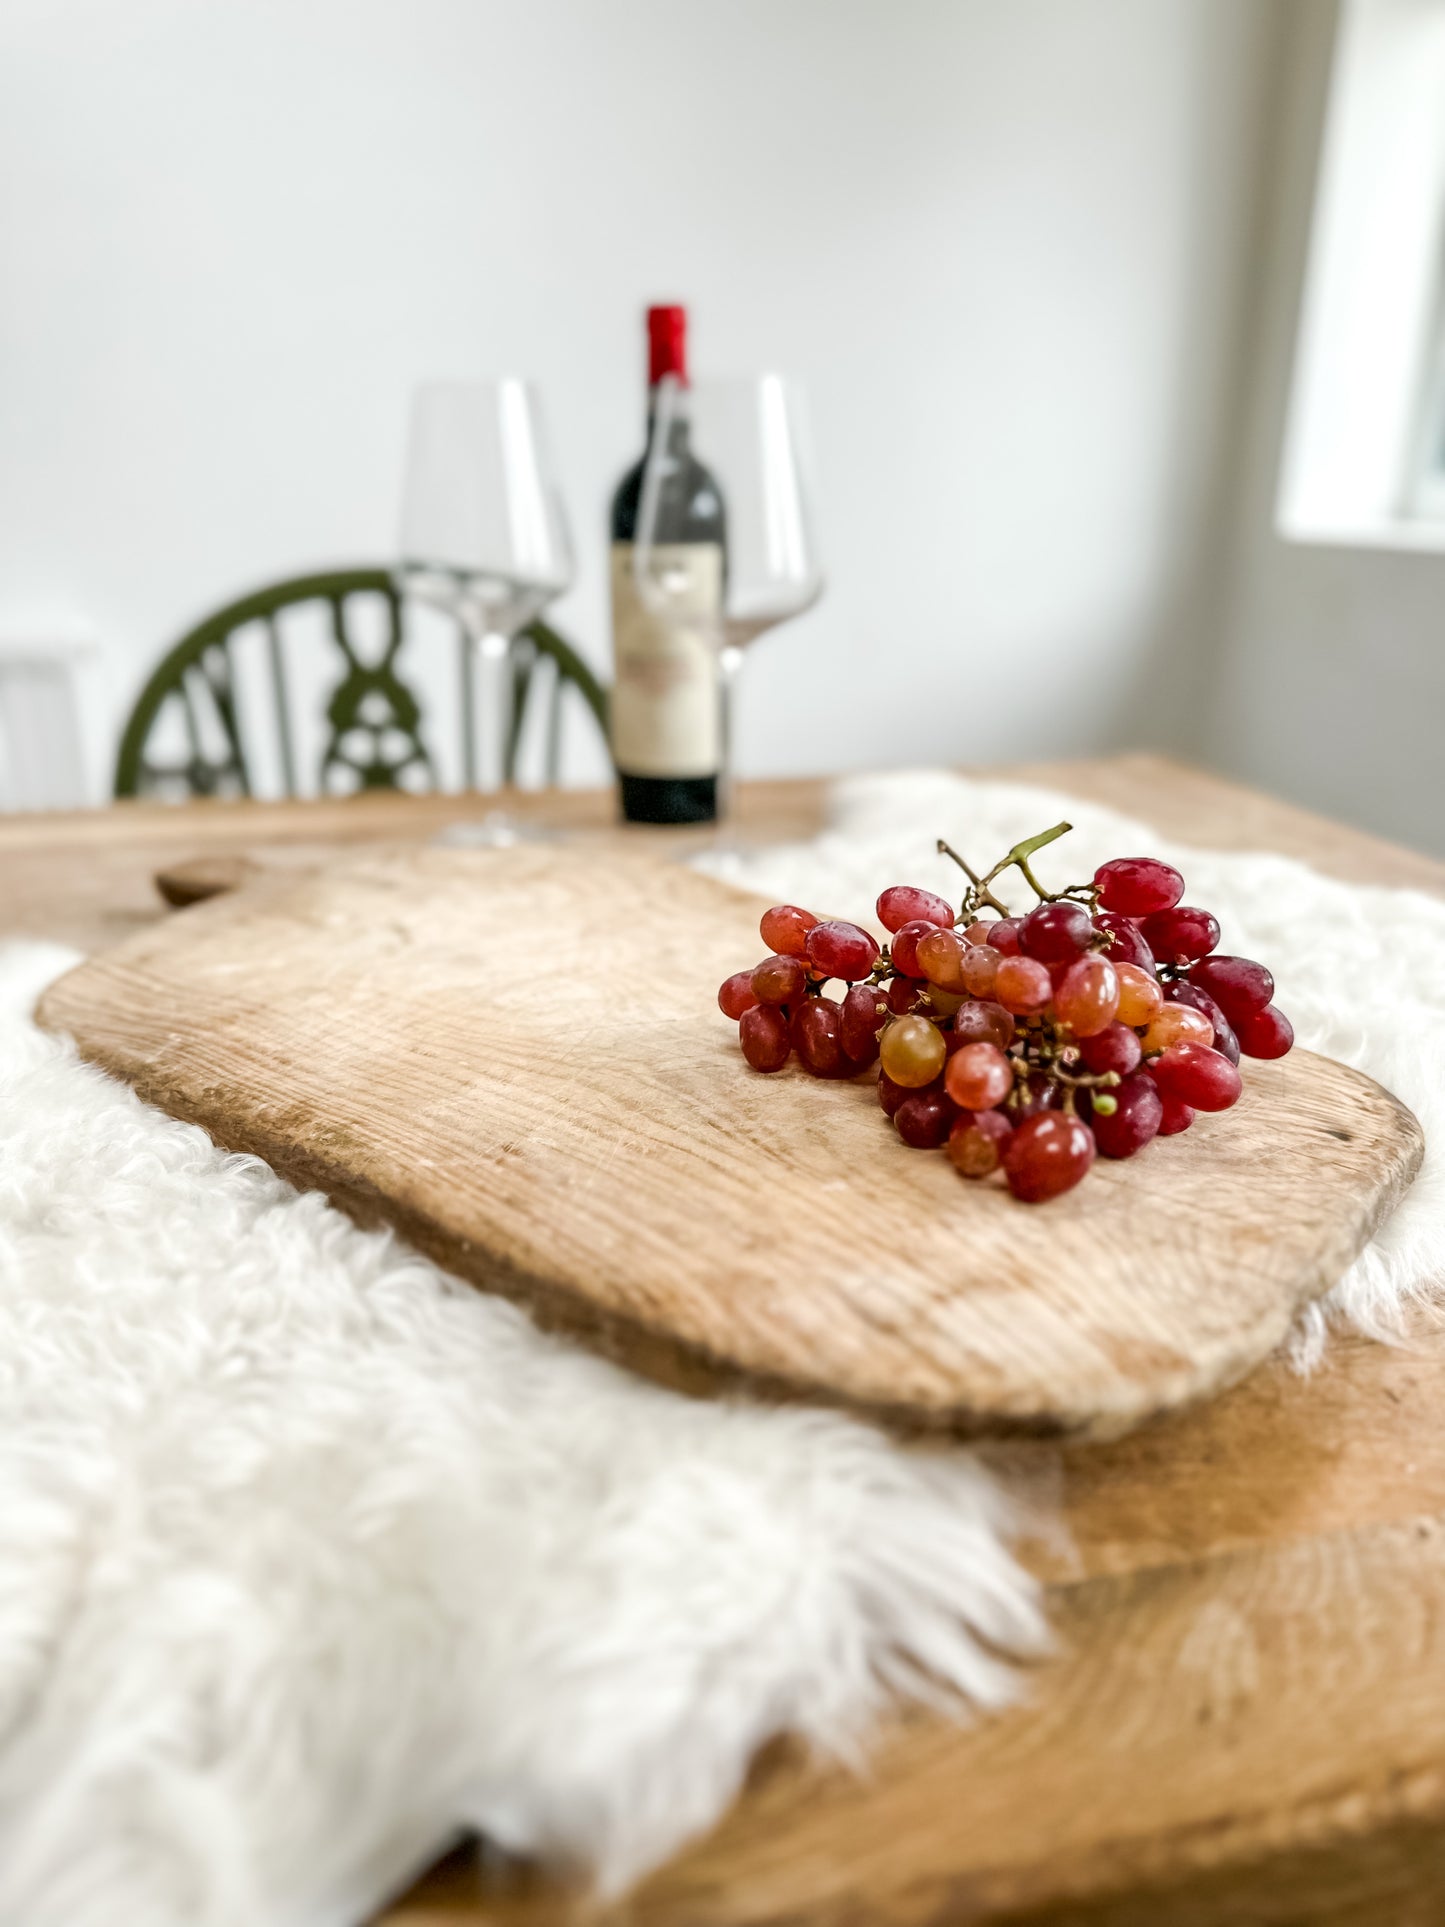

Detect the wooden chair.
[{"left": 114, "top": 567, "right": 609, "bottom": 800}]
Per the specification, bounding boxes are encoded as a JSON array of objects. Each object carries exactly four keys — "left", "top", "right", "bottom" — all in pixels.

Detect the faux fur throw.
[{"left": 1, "top": 771, "right": 1439, "bottom": 1924}]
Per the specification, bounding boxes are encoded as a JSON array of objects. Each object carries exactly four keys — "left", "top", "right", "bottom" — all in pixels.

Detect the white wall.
[
  {"left": 1203, "top": 0, "right": 1445, "bottom": 856},
  {"left": 0, "top": 0, "right": 1276, "bottom": 798}
]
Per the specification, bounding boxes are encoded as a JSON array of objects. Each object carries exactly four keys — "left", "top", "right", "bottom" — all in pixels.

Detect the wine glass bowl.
[
  {"left": 634, "top": 374, "right": 823, "bottom": 815},
  {"left": 395, "top": 378, "right": 574, "bottom": 801}
]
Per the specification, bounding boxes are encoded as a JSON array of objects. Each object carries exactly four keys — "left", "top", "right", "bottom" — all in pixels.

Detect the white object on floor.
[
  {"left": 702, "top": 769, "right": 1445, "bottom": 1359},
  {"left": 0, "top": 941, "right": 1043, "bottom": 1927}
]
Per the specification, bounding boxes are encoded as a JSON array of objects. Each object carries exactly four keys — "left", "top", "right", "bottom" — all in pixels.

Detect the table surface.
[{"left": 8, "top": 754, "right": 1445, "bottom": 1927}]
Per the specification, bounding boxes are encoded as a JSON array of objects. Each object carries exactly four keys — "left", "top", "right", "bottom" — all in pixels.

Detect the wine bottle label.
[{"left": 609, "top": 542, "right": 723, "bottom": 778}]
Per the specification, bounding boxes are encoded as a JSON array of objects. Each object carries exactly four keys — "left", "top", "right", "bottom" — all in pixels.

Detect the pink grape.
[
  {"left": 1148, "top": 1041, "right": 1242, "bottom": 1111},
  {"left": 1165, "top": 981, "right": 1239, "bottom": 1065},
  {"left": 894, "top": 1088, "right": 957, "bottom": 1149},
  {"left": 739, "top": 1005, "right": 790, "bottom": 1072},
  {"left": 961, "top": 920, "right": 997, "bottom": 946},
  {"left": 791, "top": 999, "right": 847, "bottom": 1078},
  {"left": 750, "top": 954, "right": 806, "bottom": 1007},
  {"left": 944, "top": 1041, "right": 1013, "bottom": 1111},
  {"left": 840, "top": 983, "right": 888, "bottom": 1061},
  {"left": 1054, "top": 956, "right": 1120, "bottom": 1037},
  {"left": 718, "top": 970, "right": 760, "bottom": 1020},
  {"left": 917, "top": 926, "right": 969, "bottom": 991},
  {"left": 1093, "top": 857, "right": 1185, "bottom": 916},
  {"left": 888, "top": 919, "right": 935, "bottom": 978},
  {"left": 994, "top": 955, "right": 1052, "bottom": 1015},
  {"left": 959, "top": 943, "right": 1001, "bottom": 997},
  {"left": 1142, "top": 1003, "right": 1213, "bottom": 1053},
  {"left": 1089, "top": 1071, "right": 1163, "bottom": 1159},
  {"left": 1019, "top": 901, "right": 1093, "bottom": 963},
  {"left": 1092, "top": 911, "right": 1157, "bottom": 976},
  {"left": 947, "top": 1108, "right": 1013, "bottom": 1177},
  {"left": 876, "top": 884, "right": 955, "bottom": 934},
  {"left": 1236, "top": 1004, "right": 1294, "bottom": 1059},
  {"left": 949, "top": 1000, "right": 1015, "bottom": 1050},
  {"left": 760, "top": 904, "right": 819, "bottom": 958},
  {"left": 1187, "top": 955, "right": 1274, "bottom": 1025},
  {"left": 805, "top": 920, "right": 880, "bottom": 982},
  {"left": 1157, "top": 1096, "right": 1195, "bottom": 1136},
  {"left": 1078, "top": 1021, "right": 1142, "bottom": 1078},
  {"left": 1140, "top": 906, "right": 1221, "bottom": 966},
  {"left": 1002, "top": 1112, "right": 1096, "bottom": 1202}
]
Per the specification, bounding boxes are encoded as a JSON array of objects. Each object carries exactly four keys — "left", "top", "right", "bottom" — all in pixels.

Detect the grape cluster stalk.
[{"left": 714, "top": 822, "right": 1295, "bottom": 1203}]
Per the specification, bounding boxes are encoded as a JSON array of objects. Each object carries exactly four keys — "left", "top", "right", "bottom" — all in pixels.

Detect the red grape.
[
  {"left": 949, "top": 1000, "right": 1015, "bottom": 1050},
  {"left": 791, "top": 999, "right": 846, "bottom": 1077},
  {"left": 944, "top": 1041, "right": 1013, "bottom": 1111},
  {"left": 1054, "top": 956, "right": 1120, "bottom": 1037},
  {"left": 750, "top": 954, "right": 806, "bottom": 1006},
  {"left": 994, "top": 955, "right": 1052, "bottom": 1015},
  {"left": 888, "top": 919, "right": 935, "bottom": 977},
  {"left": 739, "top": 1005, "right": 790, "bottom": 1072},
  {"left": 886, "top": 976, "right": 924, "bottom": 1015},
  {"left": 1140, "top": 906, "right": 1221, "bottom": 966},
  {"left": 1236, "top": 1004, "right": 1294, "bottom": 1059},
  {"left": 840, "top": 983, "right": 888, "bottom": 1061},
  {"left": 917, "top": 926, "right": 968, "bottom": 991},
  {"left": 1020, "top": 901, "right": 1093, "bottom": 963},
  {"left": 1148, "top": 1041, "right": 1242, "bottom": 1111},
  {"left": 990, "top": 917, "right": 1023, "bottom": 956},
  {"left": 718, "top": 970, "right": 760, "bottom": 1020},
  {"left": 895, "top": 1088, "right": 957, "bottom": 1148},
  {"left": 877, "top": 1071, "right": 915, "bottom": 1117},
  {"left": 1165, "top": 981, "right": 1239, "bottom": 1065},
  {"left": 876, "top": 884, "right": 955, "bottom": 933},
  {"left": 1187, "top": 955, "right": 1274, "bottom": 1025},
  {"left": 1157, "top": 1096, "right": 1195, "bottom": 1135},
  {"left": 947, "top": 1108, "right": 1013, "bottom": 1177},
  {"left": 1002, "top": 1112, "right": 1096, "bottom": 1202},
  {"left": 806, "top": 920, "right": 881, "bottom": 981},
  {"left": 1078, "top": 1021, "right": 1142, "bottom": 1078},
  {"left": 760, "top": 904, "right": 819, "bottom": 958},
  {"left": 879, "top": 1013, "right": 947, "bottom": 1088},
  {"left": 1092, "top": 911, "right": 1157, "bottom": 976},
  {"left": 1089, "top": 1071, "right": 1163, "bottom": 1159},
  {"left": 1093, "top": 857, "right": 1185, "bottom": 916}
]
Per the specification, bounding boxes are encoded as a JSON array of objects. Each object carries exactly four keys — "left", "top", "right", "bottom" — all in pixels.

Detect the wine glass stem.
[
  {"left": 717, "top": 643, "right": 744, "bottom": 823},
  {"left": 473, "top": 629, "right": 512, "bottom": 793}
]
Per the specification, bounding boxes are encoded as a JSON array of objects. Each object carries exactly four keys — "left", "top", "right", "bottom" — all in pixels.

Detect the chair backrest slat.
[{"left": 114, "top": 567, "right": 609, "bottom": 801}]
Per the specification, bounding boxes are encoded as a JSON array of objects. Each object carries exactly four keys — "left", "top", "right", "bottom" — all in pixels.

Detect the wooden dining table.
[{"left": 7, "top": 752, "right": 1445, "bottom": 1926}]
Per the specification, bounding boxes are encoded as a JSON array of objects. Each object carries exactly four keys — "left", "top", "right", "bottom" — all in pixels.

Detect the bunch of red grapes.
[{"left": 715, "top": 823, "right": 1294, "bottom": 1203}]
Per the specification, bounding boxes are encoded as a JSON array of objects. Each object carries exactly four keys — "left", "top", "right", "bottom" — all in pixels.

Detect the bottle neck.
[{"left": 644, "top": 382, "right": 691, "bottom": 454}]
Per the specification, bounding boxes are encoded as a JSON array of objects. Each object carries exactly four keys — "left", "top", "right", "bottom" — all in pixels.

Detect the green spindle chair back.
[{"left": 113, "top": 567, "right": 609, "bottom": 800}]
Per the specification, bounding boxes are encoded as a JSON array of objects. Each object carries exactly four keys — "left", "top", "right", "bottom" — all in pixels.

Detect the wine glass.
[
  {"left": 633, "top": 374, "right": 823, "bottom": 821},
  {"left": 395, "top": 379, "right": 574, "bottom": 832}
]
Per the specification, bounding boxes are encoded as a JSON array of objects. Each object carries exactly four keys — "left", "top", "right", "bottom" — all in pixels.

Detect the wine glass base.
[{"left": 432, "top": 810, "right": 558, "bottom": 850}]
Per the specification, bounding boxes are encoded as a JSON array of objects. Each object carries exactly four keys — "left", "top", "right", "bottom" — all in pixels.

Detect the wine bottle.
[{"left": 610, "top": 305, "right": 726, "bottom": 824}]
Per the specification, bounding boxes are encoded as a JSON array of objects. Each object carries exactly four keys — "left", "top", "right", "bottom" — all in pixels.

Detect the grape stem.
[
  {"left": 935, "top": 839, "right": 1011, "bottom": 917},
  {"left": 979, "top": 822, "right": 1093, "bottom": 906}
]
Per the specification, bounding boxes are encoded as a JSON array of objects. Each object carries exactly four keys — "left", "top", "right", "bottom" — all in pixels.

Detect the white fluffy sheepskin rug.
[
  {"left": 2, "top": 770, "right": 1440, "bottom": 1925},
  {"left": 0, "top": 940, "right": 1042, "bottom": 1927}
]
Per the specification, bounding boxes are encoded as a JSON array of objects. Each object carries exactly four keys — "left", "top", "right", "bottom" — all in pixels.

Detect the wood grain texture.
[
  {"left": 7, "top": 760, "right": 1445, "bottom": 1926},
  {"left": 36, "top": 842, "right": 1421, "bottom": 1441}
]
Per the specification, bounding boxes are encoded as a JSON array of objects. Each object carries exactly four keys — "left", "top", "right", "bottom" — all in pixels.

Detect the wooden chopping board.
[{"left": 37, "top": 843, "right": 1423, "bottom": 1439}]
